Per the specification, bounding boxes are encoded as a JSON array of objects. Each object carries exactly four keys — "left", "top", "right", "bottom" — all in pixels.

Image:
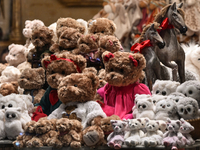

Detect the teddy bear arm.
[
  {"left": 62, "top": 134, "right": 72, "bottom": 145},
  {"left": 33, "top": 89, "right": 46, "bottom": 104},
  {"left": 177, "top": 132, "right": 184, "bottom": 139},
  {"left": 124, "top": 131, "right": 131, "bottom": 139},
  {"left": 107, "top": 132, "right": 114, "bottom": 141},
  {"left": 69, "top": 130, "right": 81, "bottom": 141},
  {"left": 163, "top": 131, "right": 169, "bottom": 138}
]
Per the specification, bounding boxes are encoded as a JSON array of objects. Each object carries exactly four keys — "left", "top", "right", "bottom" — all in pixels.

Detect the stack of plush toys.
[{"left": 0, "top": 1, "right": 200, "bottom": 150}]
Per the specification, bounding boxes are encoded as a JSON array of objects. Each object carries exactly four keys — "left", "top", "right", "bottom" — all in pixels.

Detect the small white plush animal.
[
  {"left": 132, "top": 94, "right": 155, "bottom": 119},
  {"left": 155, "top": 99, "right": 179, "bottom": 121},
  {"left": 167, "top": 92, "right": 186, "bottom": 103},
  {"left": 157, "top": 120, "right": 167, "bottom": 133},
  {"left": 0, "top": 109, "right": 5, "bottom": 140},
  {"left": 141, "top": 119, "right": 163, "bottom": 147},
  {"left": 152, "top": 80, "right": 180, "bottom": 96},
  {"left": 124, "top": 119, "right": 144, "bottom": 147},
  {"left": 5, "top": 107, "right": 24, "bottom": 140},
  {"left": 177, "top": 97, "right": 200, "bottom": 120}
]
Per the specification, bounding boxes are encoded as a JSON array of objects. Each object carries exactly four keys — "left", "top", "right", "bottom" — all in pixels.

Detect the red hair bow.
[
  {"left": 104, "top": 53, "right": 114, "bottom": 62},
  {"left": 129, "top": 55, "right": 138, "bottom": 67}
]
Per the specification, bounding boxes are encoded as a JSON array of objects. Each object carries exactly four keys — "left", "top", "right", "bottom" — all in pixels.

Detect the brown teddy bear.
[
  {"left": 0, "top": 81, "right": 19, "bottom": 96},
  {"left": 48, "top": 72, "right": 107, "bottom": 147},
  {"left": 33, "top": 53, "right": 87, "bottom": 120},
  {"left": 18, "top": 67, "right": 46, "bottom": 104},
  {"left": 50, "top": 27, "right": 82, "bottom": 54},
  {"left": 27, "top": 26, "right": 54, "bottom": 68},
  {"left": 97, "top": 51, "right": 151, "bottom": 120}
]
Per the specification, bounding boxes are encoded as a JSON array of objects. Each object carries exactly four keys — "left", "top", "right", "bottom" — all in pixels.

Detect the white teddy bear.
[
  {"left": 0, "top": 109, "right": 5, "bottom": 140},
  {"left": 5, "top": 107, "right": 24, "bottom": 140}
]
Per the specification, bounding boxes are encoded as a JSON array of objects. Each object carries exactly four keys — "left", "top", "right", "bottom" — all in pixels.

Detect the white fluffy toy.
[{"left": 0, "top": 109, "right": 5, "bottom": 140}]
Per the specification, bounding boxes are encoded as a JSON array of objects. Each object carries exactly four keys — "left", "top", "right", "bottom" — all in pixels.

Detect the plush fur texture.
[
  {"left": 0, "top": 63, "right": 7, "bottom": 76},
  {"left": 5, "top": 44, "right": 27, "bottom": 67},
  {"left": 97, "top": 69, "right": 107, "bottom": 89},
  {"left": 0, "top": 81, "right": 19, "bottom": 96},
  {"left": 152, "top": 80, "right": 180, "bottom": 96},
  {"left": 5, "top": 107, "right": 24, "bottom": 140},
  {"left": 102, "top": 51, "right": 146, "bottom": 86},
  {"left": 151, "top": 94, "right": 167, "bottom": 107},
  {"left": 0, "top": 109, "right": 5, "bottom": 140},
  {"left": 176, "top": 80, "right": 200, "bottom": 107},
  {"left": 18, "top": 67, "right": 46, "bottom": 104},
  {"left": 167, "top": 92, "right": 186, "bottom": 103}
]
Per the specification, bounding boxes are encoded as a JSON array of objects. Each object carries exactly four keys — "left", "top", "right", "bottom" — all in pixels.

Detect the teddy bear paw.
[
  {"left": 124, "top": 141, "right": 130, "bottom": 147},
  {"left": 114, "top": 143, "right": 121, "bottom": 149},
  {"left": 130, "top": 140, "right": 137, "bottom": 147},
  {"left": 13, "top": 141, "right": 23, "bottom": 149},
  {"left": 83, "top": 130, "right": 100, "bottom": 146},
  {"left": 108, "top": 142, "right": 115, "bottom": 148},
  {"left": 144, "top": 140, "right": 149, "bottom": 147}
]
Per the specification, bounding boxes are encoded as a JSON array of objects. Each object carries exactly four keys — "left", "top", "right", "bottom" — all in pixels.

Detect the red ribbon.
[
  {"left": 129, "top": 55, "right": 138, "bottom": 67},
  {"left": 131, "top": 40, "right": 152, "bottom": 53},
  {"left": 104, "top": 53, "right": 114, "bottom": 62},
  {"left": 49, "top": 89, "right": 59, "bottom": 106},
  {"left": 43, "top": 55, "right": 81, "bottom": 73},
  {"left": 157, "top": 18, "right": 174, "bottom": 33}
]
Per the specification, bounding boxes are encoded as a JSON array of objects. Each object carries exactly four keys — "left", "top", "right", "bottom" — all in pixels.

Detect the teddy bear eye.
[
  {"left": 74, "top": 84, "right": 78, "bottom": 87},
  {"left": 156, "top": 90, "right": 159, "bottom": 94},
  {"left": 101, "top": 31, "right": 104, "bottom": 33},
  {"left": 61, "top": 71, "right": 65, "bottom": 75},
  {"left": 51, "top": 70, "right": 55, "bottom": 74},
  {"left": 175, "top": 99, "right": 179, "bottom": 102},
  {"left": 142, "top": 105, "right": 146, "bottom": 109},
  {"left": 33, "top": 36, "right": 38, "bottom": 40},
  {"left": 110, "top": 68, "right": 114, "bottom": 72},
  {"left": 8, "top": 104, "right": 13, "bottom": 107},
  {"left": 167, "top": 104, "right": 170, "bottom": 107},
  {"left": 188, "top": 90, "right": 193, "bottom": 94},
  {"left": 60, "top": 25, "right": 63, "bottom": 27},
  {"left": 187, "top": 107, "right": 191, "bottom": 112},
  {"left": 152, "top": 125, "right": 155, "bottom": 127},
  {"left": 94, "top": 32, "right": 97, "bottom": 34},
  {"left": 1, "top": 105, "right": 5, "bottom": 109},
  {"left": 13, "top": 54, "right": 16, "bottom": 57},
  {"left": 40, "top": 37, "right": 43, "bottom": 40},
  {"left": 181, "top": 108, "right": 184, "bottom": 112},
  {"left": 12, "top": 113, "right": 16, "bottom": 118}
]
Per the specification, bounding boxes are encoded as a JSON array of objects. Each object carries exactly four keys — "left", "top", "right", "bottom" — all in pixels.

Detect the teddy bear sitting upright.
[{"left": 97, "top": 51, "right": 151, "bottom": 119}]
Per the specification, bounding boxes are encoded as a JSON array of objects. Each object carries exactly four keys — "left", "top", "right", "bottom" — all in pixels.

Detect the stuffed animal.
[
  {"left": 23, "top": 19, "right": 45, "bottom": 48},
  {"left": 0, "top": 63, "right": 7, "bottom": 76},
  {"left": 179, "top": 118, "right": 195, "bottom": 146},
  {"left": 0, "top": 66, "right": 21, "bottom": 84},
  {"left": 0, "top": 81, "right": 19, "bottom": 96},
  {"left": 48, "top": 72, "right": 107, "bottom": 147},
  {"left": 97, "top": 51, "right": 151, "bottom": 119},
  {"left": 152, "top": 80, "right": 180, "bottom": 96},
  {"left": 132, "top": 94, "right": 155, "bottom": 119},
  {"left": 157, "top": 120, "right": 167, "bottom": 134},
  {"left": 97, "top": 69, "right": 107, "bottom": 89},
  {"left": 124, "top": 119, "right": 144, "bottom": 147},
  {"left": 34, "top": 53, "right": 86, "bottom": 119},
  {"left": 176, "top": 80, "right": 200, "bottom": 107},
  {"left": 155, "top": 99, "right": 179, "bottom": 121},
  {"left": 167, "top": 92, "right": 186, "bottom": 103},
  {"left": 0, "top": 109, "right": 5, "bottom": 140},
  {"left": 151, "top": 94, "right": 167, "bottom": 107},
  {"left": 177, "top": 97, "right": 200, "bottom": 120},
  {"left": 27, "top": 26, "right": 54, "bottom": 68},
  {"left": 141, "top": 119, "right": 163, "bottom": 147},
  {"left": 107, "top": 120, "right": 127, "bottom": 149},
  {"left": 5, "top": 44, "right": 27, "bottom": 67},
  {"left": 5, "top": 107, "right": 24, "bottom": 140},
  {"left": 18, "top": 67, "right": 46, "bottom": 104}
]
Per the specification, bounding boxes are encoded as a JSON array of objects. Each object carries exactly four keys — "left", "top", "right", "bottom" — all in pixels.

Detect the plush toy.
[
  {"left": 76, "top": 18, "right": 88, "bottom": 35},
  {"left": 5, "top": 44, "right": 27, "bottom": 67},
  {"left": 167, "top": 92, "right": 186, "bottom": 103},
  {"left": 151, "top": 94, "right": 167, "bottom": 106},
  {"left": 48, "top": 22, "right": 57, "bottom": 43},
  {"left": 157, "top": 120, "right": 167, "bottom": 134},
  {"left": 132, "top": 94, "right": 155, "bottom": 119},
  {"left": 176, "top": 80, "right": 200, "bottom": 107},
  {"left": 18, "top": 67, "right": 46, "bottom": 104},
  {"left": 179, "top": 118, "right": 195, "bottom": 146},
  {"left": 0, "top": 66, "right": 21, "bottom": 84},
  {"left": 0, "top": 109, "right": 5, "bottom": 140},
  {"left": 0, "top": 63, "right": 7, "bottom": 76},
  {"left": 27, "top": 26, "right": 54, "bottom": 68},
  {"left": 97, "top": 69, "right": 107, "bottom": 89},
  {"left": 88, "top": 18, "right": 116, "bottom": 36},
  {"left": 155, "top": 99, "right": 179, "bottom": 121},
  {"left": 23, "top": 19, "right": 45, "bottom": 48},
  {"left": 97, "top": 51, "right": 151, "bottom": 119},
  {"left": 0, "top": 81, "right": 19, "bottom": 96},
  {"left": 152, "top": 80, "right": 180, "bottom": 96},
  {"left": 5, "top": 107, "right": 24, "bottom": 140},
  {"left": 124, "top": 119, "right": 144, "bottom": 147},
  {"left": 177, "top": 97, "right": 200, "bottom": 120},
  {"left": 141, "top": 119, "right": 163, "bottom": 147},
  {"left": 48, "top": 72, "right": 107, "bottom": 147}
]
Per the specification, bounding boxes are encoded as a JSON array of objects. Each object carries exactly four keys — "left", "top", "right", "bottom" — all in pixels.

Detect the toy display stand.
[{"left": 1, "top": 140, "right": 200, "bottom": 150}]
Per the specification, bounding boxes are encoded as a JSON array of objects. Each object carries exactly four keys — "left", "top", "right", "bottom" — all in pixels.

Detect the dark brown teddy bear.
[
  {"left": 0, "top": 81, "right": 19, "bottom": 96},
  {"left": 27, "top": 26, "right": 54, "bottom": 68},
  {"left": 18, "top": 67, "right": 46, "bottom": 104}
]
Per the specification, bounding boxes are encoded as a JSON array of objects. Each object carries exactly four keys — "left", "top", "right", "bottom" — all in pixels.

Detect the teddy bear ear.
[
  {"left": 25, "top": 20, "right": 31, "bottom": 25},
  {"left": 129, "top": 53, "right": 146, "bottom": 70},
  {"left": 109, "top": 20, "right": 117, "bottom": 33},
  {"left": 82, "top": 67, "right": 97, "bottom": 75},
  {"left": 17, "top": 107, "right": 22, "bottom": 112},
  {"left": 156, "top": 121, "right": 160, "bottom": 125},
  {"left": 167, "top": 118, "right": 171, "bottom": 123},
  {"left": 41, "top": 56, "right": 51, "bottom": 69},
  {"left": 36, "top": 67, "right": 45, "bottom": 75},
  {"left": 176, "top": 120, "right": 181, "bottom": 126},
  {"left": 71, "top": 55, "right": 87, "bottom": 72},
  {"left": 8, "top": 43, "right": 15, "bottom": 50}
]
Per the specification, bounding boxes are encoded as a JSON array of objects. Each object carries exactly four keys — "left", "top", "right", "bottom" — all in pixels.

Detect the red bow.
[
  {"left": 131, "top": 40, "right": 152, "bottom": 53},
  {"left": 43, "top": 55, "right": 81, "bottom": 73},
  {"left": 129, "top": 55, "right": 138, "bottom": 67},
  {"left": 157, "top": 18, "right": 174, "bottom": 33},
  {"left": 104, "top": 53, "right": 114, "bottom": 62}
]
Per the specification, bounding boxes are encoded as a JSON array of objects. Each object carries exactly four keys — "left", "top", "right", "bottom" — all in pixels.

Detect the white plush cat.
[
  {"left": 155, "top": 99, "right": 179, "bottom": 121},
  {"left": 5, "top": 107, "right": 24, "bottom": 140},
  {"left": 141, "top": 119, "right": 163, "bottom": 147},
  {"left": 0, "top": 109, "right": 5, "bottom": 140},
  {"left": 132, "top": 94, "right": 155, "bottom": 119},
  {"left": 124, "top": 119, "right": 144, "bottom": 147}
]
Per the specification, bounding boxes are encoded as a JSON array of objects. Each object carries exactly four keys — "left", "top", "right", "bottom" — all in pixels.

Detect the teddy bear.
[
  {"left": 27, "top": 26, "right": 54, "bottom": 68},
  {"left": 18, "top": 67, "right": 46, "bottom": 104},
  {"left": 107, "top": 120, "right": 127, "bottom": 149},
  {"left": 157, "top": 120, "right": 167, "bottom": 134},
  {"left": 0, "top": 81, "right": 19, "bottom": 96},
  {"left": 152, "top": 80, "right": 180, "bottom": 96},
  {"left": 0, "top": 66, "right": 21, "bottom": 84},
  {"left": 97, "top": 51, "right": 151, "bottom": 119},
  {"left": 22, "top": 19, "right": 45, "bottom": 48},
  {"left": 47, "top": 71, "right": 107, "bottom": 147},
  {"left": 34, "top": 53, "right": 87, "bottom": 119},
  {"left": 5, "top": 107, "right": 24, "bottom": 140},
  {"left": 13, "top": 120, "right": 36, "bottom": 149},
  {"left": 97, "top": 69, "right": 107, "bottom": 89},
  {"left": 132, "top": 94, "right": 155, "bottom": 119},
  {"left": 177, "top": 97, "right": 200, "bottom": 120},
  {"left": 0, "top": 109, "right": 5, "bottom": 140},
  {"left": 5, "top": 43, "right": 27, "bottom": 67},
  {"left": 141, "top": 119, "right": 163, "bottom": 147},
  {"left": 88, "top": 18, "right": 116, "bottom": 36},
  {"left": 124, "top": 119, "right": 144, "bottom": 147},
  {"left": 176, "top": 80, "right": 200, "bottom": 107}
]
